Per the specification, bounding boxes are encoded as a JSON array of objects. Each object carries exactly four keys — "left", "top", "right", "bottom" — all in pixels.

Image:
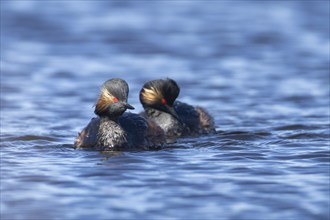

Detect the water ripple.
[{"left": 1, "top": 1, "right": 329, "bottom": 220}]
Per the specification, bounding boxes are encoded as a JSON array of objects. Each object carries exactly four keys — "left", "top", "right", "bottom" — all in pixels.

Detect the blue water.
[{"left": 1, "top": 1, "right": 329, "bottom": 219}]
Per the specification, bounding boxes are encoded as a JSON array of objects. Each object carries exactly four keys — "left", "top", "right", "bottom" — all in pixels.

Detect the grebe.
[
  {"left": 74, "top": 78, "right": 165, "bottom": 150},
  {"left": 139, "top": 78, "right": 215, "bottom": 142}
]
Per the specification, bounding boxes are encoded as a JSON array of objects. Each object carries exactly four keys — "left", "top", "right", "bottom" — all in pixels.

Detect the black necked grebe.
[
  {"left": 74, "top": 78, "right": 165, "bottom": 150},
  {"left": 139, "top": 78, "right": 215, "bottom": 142}
]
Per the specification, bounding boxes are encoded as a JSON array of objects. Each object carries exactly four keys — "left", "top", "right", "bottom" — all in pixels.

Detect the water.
[{"left": 1, "top": 1, "right": 329, "bottom": 219}]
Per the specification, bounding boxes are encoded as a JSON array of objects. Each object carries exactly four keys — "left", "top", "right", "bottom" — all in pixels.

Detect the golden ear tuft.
[
  {"left": 95, "top": 88, "right": 116, "bottom": 113},
  {"left": 141, "top": 87, "right": 163, "bottom": 104}
]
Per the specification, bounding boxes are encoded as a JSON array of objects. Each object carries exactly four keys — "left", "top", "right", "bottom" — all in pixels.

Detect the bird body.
[
  {"left": 139, "top": 78, "right": 215, "bottom": 142},
  {"left": 74, "top": 78, "right": 165, "bottom": 151}
]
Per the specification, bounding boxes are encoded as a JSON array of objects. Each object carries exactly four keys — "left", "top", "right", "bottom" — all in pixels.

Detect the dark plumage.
[
  {"left": 139, "top": 78, "right": 216, "bottom": 142},
  {"left": 74, "top": 78, "right": 165, "bottom": 151}
]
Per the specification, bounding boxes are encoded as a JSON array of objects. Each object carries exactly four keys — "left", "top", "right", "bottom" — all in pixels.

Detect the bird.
[
  {"left": 74, "top": 78, "right": 165, "bottom": 151},
  {"left": 139, "top": 78, "right": 216, "bottom": 143}
]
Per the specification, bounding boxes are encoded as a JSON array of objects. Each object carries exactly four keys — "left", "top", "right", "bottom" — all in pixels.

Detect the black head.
[
  {"left": 140, "top": 78, "right": 180, "bottom": 119},
  {"left": 95, "top": 78, "right": 134, "bottom": 118}
]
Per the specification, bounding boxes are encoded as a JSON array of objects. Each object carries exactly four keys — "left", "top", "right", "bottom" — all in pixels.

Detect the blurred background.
[
  {"left": 1, "top": 1, "right": 329, "bottom": 126},
  {"left": 1, "top": 1, "right": 329, "bottom": 220}
]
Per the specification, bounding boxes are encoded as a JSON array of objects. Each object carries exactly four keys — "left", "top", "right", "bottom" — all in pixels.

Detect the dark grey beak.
[
  {"left": 124, "top": 103, "right": 135, "bottom": 110},
  {"left": 165, "top": 105, "right": 181, "bottom": 122}
]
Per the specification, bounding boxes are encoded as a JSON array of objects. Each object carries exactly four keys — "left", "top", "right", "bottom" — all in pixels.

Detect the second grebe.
[{"left": 139, "top": 78, "right": 215, "bottom": 142}]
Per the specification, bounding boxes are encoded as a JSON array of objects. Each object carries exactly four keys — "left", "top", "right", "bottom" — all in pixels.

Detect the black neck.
[{"left": 99, "top": 115, "right": 120, "bottom": 123}]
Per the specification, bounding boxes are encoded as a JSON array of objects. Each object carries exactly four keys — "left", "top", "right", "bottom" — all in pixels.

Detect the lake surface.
[{"left": 1, "top": 1, "right": 329, "bottom": 219}]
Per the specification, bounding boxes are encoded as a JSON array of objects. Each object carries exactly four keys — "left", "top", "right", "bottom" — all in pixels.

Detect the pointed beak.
[
  {"left": 165, "top": 105, "right": 180, "bottom": 122},
  {"left": 124, "top": 102, "right": 135, "bottom": 110}
]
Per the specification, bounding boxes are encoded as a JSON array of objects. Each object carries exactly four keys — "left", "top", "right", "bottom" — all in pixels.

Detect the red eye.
[
  {"left": 113, "top": 97, "right": 119, "bottom": 102},
  {"left": 161, "top": 98, "right": 167, "bottom": 105}
]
